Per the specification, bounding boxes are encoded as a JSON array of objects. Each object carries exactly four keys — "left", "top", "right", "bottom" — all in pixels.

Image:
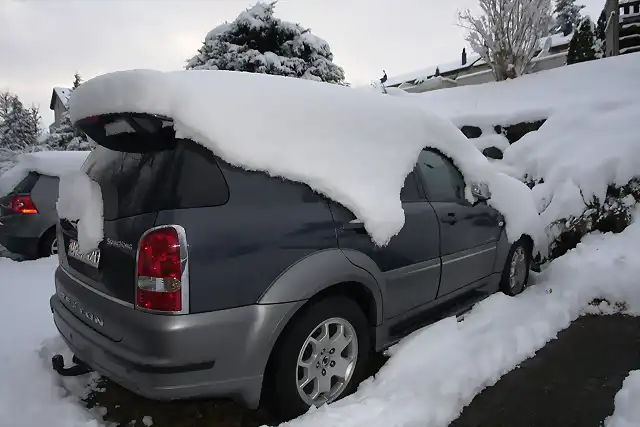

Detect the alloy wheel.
[
  {"left": 295, "top": 317, "right": 358, "bottom": 407},
  {"left": 509, "top": 246, "right": 527, "bottom": 290}
]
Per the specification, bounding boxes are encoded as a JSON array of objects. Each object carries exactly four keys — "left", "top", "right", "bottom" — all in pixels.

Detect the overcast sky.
[{"left": 1, "top": 0, "right": 604, "bottom": 126}]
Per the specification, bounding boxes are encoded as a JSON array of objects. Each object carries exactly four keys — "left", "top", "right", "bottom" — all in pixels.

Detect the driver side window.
[{"left": 416, "top": 149, "right": 466, "bottom": 203}]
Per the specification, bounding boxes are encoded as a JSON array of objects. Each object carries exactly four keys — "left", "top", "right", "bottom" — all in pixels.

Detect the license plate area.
[{"left": 68, "top": 239, "right": 101, "bottom": 269}]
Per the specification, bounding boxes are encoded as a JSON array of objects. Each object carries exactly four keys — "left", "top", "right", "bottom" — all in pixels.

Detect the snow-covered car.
[
  {"left": 0, "top": 151, "right": 89, "bottom": 258},
  {"left": 49, "top": 70, "right": 542, "bottom": 420}
]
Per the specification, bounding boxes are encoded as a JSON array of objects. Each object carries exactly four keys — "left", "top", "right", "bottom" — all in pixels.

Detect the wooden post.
[{"left": 605, "top": 0, "right": 620, "bottom": 56}]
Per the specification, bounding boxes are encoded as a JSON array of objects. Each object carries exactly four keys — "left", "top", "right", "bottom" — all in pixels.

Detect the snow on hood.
[
  {"left": 0, "top": 150, "right": 90, "bottom": 197},
  {"left": 68, "top": 69, "right": 543, "bottom": 250}
]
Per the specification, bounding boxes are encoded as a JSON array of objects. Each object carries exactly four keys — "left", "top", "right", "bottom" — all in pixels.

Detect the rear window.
[
  {"left": 11, "top": 172, "right": 40, "bottom": 194},
  {"left": 82, "top": 140, "right": 229, "bottom": 221}
]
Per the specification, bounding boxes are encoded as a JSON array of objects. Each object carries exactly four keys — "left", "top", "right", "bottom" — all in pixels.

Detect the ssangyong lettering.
[{"left": 57, "top": 289, "right": 104, "bottom": 327}]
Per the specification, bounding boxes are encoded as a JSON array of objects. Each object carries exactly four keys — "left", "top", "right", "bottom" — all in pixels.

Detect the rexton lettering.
[{"left": 57, "top": 289, "right": 104, "bottom": 327}]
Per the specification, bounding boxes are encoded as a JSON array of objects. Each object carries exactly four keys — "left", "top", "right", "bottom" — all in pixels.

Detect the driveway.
[{"left": 85, "top": 314, "right": 640, "bottom": 427}]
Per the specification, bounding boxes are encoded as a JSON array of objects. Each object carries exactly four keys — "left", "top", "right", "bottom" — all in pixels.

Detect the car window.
[
  {"left": 400, "top": 170, "right": 422, "bottom": 202},
  {"left": 416, "top": 150, "right": 467, "bottom": 203}
]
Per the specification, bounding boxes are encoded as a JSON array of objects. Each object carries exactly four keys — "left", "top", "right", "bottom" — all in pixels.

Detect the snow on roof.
[
  {"left": 0, "top": 150, "right": 90, "bottom": 197},
  {"left": 68, "top": 69, "right": 543, "bottom": 250},
  {"left": 386, "top": 33, "right": 573, "bottom": 88},
  {"left": 49, "top": 87, "right": 72, "bottom": 111},
  {"left": 404, "top": 53, "right": 640, "bottom": 240}
]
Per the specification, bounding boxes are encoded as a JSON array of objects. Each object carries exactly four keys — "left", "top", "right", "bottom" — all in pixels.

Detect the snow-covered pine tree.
[
  {"left": 186, "top": 1, "right": 346, "bottom": 84},
  {"left": 551, "top": 0, "right": 585, "bottom": 36},
  {"left": 0, "top": 91, "right": 41, "bottom": 152},
  {"left": 458, "top": 0, "right": 553, "bottom": 81},
  {"left": 567, "top": 16, "right": 598, "bottom": 64},
  {"left": 46, "top": 110, "right": 93, "bottom": 151}
]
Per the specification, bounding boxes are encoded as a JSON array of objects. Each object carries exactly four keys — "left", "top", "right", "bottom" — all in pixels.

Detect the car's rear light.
[
  {"left": 8, "top": 195, "right": 38, "bottom": 214},
  {"left": 136, "top": 226, "right": 188, "bottom": 313}
]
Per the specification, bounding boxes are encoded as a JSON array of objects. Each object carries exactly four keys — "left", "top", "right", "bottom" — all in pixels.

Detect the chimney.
[{"left": 462, "top": 48, "right": 467, "bottom": 65}]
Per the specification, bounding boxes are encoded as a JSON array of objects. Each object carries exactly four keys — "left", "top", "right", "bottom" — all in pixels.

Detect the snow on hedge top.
[
  {"left": 69, "top": 69, "right": 542, "bottom": 248},
  {"left": 411, "top": 53, "right": 640, "bottom": 127},
  {"left": 0, "top": 150, "right": 89, "bottom": 197}
]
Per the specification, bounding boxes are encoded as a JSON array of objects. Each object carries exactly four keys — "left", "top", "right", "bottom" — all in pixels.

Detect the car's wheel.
[
  {"left": 265, "top": 296, "right": 371, "bottom": 421},
  {"left": 500, "top": 238, "right": 531, "bottom": 296},
  {"left": 38, "top": 228, "right": 58, "bottom": 258}
]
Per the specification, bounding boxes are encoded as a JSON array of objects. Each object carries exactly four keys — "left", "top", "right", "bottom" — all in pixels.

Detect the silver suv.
[{"left": 50, "top": 113, "right": 532, "bottom": 420}]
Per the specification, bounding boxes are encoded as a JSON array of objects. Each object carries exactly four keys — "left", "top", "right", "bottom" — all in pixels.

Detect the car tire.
[
  {"left": 264, "top": 296, "right": 371, "bottom": 421},
  {"left": 38, "top": 228, "right": 58, "bottom": 258},
  {"left": 500, "top": 237, "right": 531, "bottom": 296}
]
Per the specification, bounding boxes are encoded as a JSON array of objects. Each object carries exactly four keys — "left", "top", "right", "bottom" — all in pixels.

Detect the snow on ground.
[
  {"left": 0, "top": 256, "right": 100, "bottom": 427},
  {"left": 0, "top": 150, "right": 90, "bottom": 197},
  {"left": 66, "top": 69, "right": 542, "bottom": 251},
  {"left": 2, "top": 212, "right": 640, "bottom": 427},
  {"left": 604, "top": 370, "right": 640, "bottom": 427}
]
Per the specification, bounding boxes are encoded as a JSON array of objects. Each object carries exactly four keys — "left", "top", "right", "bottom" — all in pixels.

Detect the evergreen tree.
[
  {"left": 186, "top": 1, "right": 346, "bottom": 84},
  {"left": 551, "top": 0, "right": 585, "bottom": 36},
  {"left": 46, "top": 111, "right": 93, "bottom": 151},
  {"left": 567, "top": 16, "right": 598, "bottom": 64},
  {"left": 72, "top": 72, "right": 82, "bottom": 89},
  {"left": 0, "top": 91, "right": 41, "bottom": 152}
]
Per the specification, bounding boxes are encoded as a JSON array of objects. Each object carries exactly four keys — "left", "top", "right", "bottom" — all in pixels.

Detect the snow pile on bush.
[
  {"left": 407, "top": 53, "right": 640, "bottom": 256},
  {"left": 66, "top": 69, "right": 543, "bottom": 252},
  {"left": 0, "top": 150, "right": 90, "bottom": 197}
]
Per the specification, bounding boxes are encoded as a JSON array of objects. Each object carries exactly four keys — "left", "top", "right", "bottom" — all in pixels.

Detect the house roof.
[
  {"left": 385, "top": 33, "right": 573, "bottom": 88},
  {"left": 49, "top": 87, "right": 72, "bottom": 111}
]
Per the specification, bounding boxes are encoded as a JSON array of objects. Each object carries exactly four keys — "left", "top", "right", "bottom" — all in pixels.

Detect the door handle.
[
  {"left": 440, "top": 212, "right": 457, "bottom": 224},
  {"left": 342, "top": 218, "right": 366, "bottom": 232}
]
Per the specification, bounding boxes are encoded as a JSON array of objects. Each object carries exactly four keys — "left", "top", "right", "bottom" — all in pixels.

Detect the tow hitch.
[{"left": 51, "top": 354, "right": 94, "bottom": 377}]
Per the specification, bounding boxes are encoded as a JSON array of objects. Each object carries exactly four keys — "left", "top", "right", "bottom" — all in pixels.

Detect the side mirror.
[{"left": 471, "top": 182, "right": 491, "bottom": 203}]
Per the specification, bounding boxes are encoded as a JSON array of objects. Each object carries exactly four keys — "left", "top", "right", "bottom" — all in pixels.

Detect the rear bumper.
[{"left": 51, "top": 266, "right": 297, "bottom": 409}]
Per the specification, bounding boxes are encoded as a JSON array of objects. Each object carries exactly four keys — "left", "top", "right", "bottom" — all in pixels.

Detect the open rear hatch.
[{"left": 59, "top": 114, "right": 180, "bottom": 307}]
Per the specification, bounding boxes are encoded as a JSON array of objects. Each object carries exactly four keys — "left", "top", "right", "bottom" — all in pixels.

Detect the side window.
[
  {"left": 416, "top": 150, "right": 466, "bottom": 203},
  {"left": 400, "top": 170, "right": 422, "bottom": 202}
]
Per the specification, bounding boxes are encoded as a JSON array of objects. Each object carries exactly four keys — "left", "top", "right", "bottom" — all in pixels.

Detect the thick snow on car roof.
[{"left": 68, "top": 69, "right": 542, "bottom": 250}]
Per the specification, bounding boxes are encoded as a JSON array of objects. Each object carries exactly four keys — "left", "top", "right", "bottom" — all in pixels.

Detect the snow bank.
[
  {"left": 69, "top": 69, "right": 542, "bottom": 248},
  {"left": 0, "top": 151, "right": 90, "bottom": 197},
  {"left": 280, "top": 208, "right": 640, "bottom": 427},
  {"left": 604, "top": 370, "right": 640, "bottom": 427},
  {"left": 405, "top": 54, "right": 640, "bottom": 241},
  {"left": 409, "top": 53, "right": 640, "bottom": 127},
  {"left": 0, "top": 257, "right": 101, "bottom": 427}
]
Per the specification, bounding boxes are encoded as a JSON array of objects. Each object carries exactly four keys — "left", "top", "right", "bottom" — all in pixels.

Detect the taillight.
[
  {"left": 8, "top": 195, "right": 38, "bottom": 214},
  {"left": 136, "top": 226, "right": 185, "bottom": 313}
]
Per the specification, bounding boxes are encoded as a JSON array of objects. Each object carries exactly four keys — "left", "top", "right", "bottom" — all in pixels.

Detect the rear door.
[
  {"left": 415, "top": 149, "right": 502, "bottom": 298},
  {"left": 332, "top": 169, "right": 441, "bottom": 319}
]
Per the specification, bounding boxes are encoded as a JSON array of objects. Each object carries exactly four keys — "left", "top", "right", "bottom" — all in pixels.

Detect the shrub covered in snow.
[{"left": 186, "top": 1, "right": 346, "bottom": 84}]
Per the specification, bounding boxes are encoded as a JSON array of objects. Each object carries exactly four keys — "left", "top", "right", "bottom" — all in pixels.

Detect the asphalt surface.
[
  {"left": 85, "top": 314, "right": 640, "bottom": 427},
  {"left": 450, "top": 314, "right": 640, "bottom": 427}
]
